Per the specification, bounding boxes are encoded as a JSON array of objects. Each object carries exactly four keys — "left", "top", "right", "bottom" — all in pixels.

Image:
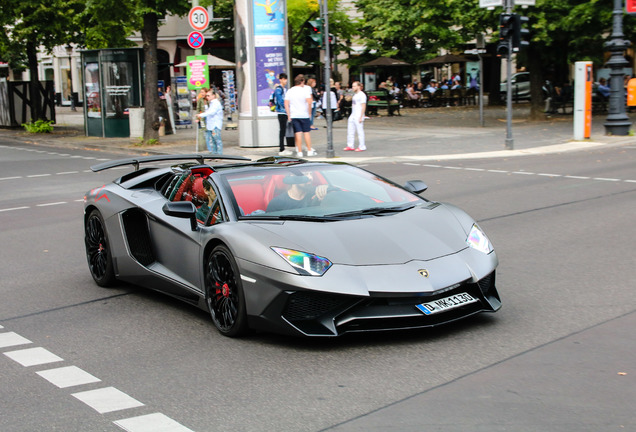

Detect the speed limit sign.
[{"left": 188, "top": 6, "right": 209, "bottom": 31}]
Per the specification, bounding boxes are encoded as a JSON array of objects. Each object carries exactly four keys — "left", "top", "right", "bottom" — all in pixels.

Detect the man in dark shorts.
[{"left": 284, "top": 74, "right": 317, "bottom": 157}]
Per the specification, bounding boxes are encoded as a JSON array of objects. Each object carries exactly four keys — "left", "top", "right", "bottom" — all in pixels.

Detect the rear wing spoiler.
[{"left": 90, "top": 154, "right": 250, "bottom": 172}]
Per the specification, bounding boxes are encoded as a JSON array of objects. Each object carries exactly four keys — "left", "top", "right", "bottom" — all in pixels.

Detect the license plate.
[{"left": 415, "top": 292, "right": 478, "bottom": 315}]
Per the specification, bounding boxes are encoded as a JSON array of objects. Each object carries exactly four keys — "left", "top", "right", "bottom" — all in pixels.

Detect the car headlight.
[
  {"left": 271, "top": 247, "right": 332, "bottom": 276},
  {"left": 466, "top": 224, "right": 493, "bottom": 254}
]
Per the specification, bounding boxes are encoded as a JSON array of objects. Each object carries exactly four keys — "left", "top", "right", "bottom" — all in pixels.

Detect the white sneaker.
[
  {"left": 306, "top": 149, "right": 317, "bottom": 156},
  {"left": 278, "top": 149, "right": 294, "bottom": 156},
  {"left": 296, "top": 151, "right": 303, "bottom": 158}
]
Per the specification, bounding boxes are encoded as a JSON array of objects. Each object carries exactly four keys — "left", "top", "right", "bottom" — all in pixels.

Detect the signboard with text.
[
  {"left": 627, "top": 0, "right": 636, "bottom": 14},
  {"left": 186, "top": 55, "right": 209, "bottom": 90},
  {"left": 252, "top": 0, "right": 288, "bottom": 115}
]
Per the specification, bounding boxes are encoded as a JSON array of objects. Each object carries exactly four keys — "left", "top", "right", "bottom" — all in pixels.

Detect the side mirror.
[
  {"left": 403, "top": 180, "right": 428, "bottom": 194},
  {"left": 162, "top": 201, "right": 197, "bottom": 231}
]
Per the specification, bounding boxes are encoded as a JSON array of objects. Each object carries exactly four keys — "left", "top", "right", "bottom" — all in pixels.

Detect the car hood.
[{"left": 252, "top": 204, "right": 469, "bottom": 266}]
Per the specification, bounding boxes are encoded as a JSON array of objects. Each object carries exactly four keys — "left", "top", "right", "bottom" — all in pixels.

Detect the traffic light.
[
  {"left": 307, "top": 19, "right": 323, "bottom": 49},
  {"left": 513, "top": 15, "right": 530, "bottom": 51},
  {"left": 499, "top": 13, "right": 514, "bottom": 42},
  {"left": 496, "top": 41, "right": 509, "bottom": 59}
]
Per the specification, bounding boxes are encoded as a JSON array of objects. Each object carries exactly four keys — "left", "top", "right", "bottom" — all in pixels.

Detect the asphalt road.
[{"left": 1, "top": 140, "right": 635, "bottom": 431}]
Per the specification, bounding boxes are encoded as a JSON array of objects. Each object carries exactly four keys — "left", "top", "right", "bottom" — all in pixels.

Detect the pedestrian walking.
[
  {"left": 274, "top": 73, "right": 295, "bottom": 156},
  {"left": 344, "top": 81, "right": 367, "bottom": 152},
  {"left": 197, "top": 91, "right": 224, "bottom": 154},
  {"left": 307, "top": 77, "right": 319, "bottom": 130},
  {"left": 284, "top": 74, "right": 317, "bottom": 157}
]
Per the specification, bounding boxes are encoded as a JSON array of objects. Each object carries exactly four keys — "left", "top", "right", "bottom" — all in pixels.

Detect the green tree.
[{"left": 0, "top": 0, "right": 84, "bottom": 120}]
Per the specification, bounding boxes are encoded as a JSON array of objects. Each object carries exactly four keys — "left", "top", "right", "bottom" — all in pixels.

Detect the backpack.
[{"left": 269, "top": 85, "right": 282, "bottom": 112}]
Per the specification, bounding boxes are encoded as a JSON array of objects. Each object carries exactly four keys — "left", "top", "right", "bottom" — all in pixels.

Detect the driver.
[{"left": 266, "top": 172, "right": 328, "bottom": 212}]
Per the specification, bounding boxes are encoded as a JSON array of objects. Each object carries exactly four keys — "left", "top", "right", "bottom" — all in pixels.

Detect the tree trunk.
[
  {"left": 26, "top": 41, "right": 42, "bottom": 121},
  {"left": 526, "top": 46, "right": 545, "bottom": 121},
  {"left": 142, "top": 12, "right": 160, "bottom": 142}
]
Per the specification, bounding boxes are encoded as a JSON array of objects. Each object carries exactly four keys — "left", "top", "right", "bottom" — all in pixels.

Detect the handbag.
[
  {"left": 285, "top": 121, "right": 295, "bottom": 138},
  {"left": 333, "top": 110, "right": 343, "bottom": 121}
]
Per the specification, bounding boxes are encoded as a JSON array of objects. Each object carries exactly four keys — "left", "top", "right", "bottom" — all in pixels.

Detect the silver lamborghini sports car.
[{"left": 84, "top": 155, "right": 500, "bottom": 337}]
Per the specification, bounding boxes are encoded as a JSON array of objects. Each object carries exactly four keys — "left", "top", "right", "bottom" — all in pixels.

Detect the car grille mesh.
[{"left": 283, "top": 291, "right": 353, "bottom": 322}]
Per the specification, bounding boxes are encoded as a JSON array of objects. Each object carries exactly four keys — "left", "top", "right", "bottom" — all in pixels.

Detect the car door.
[{"left": 141, "top": 171, "right": 211, "bottom": 296}]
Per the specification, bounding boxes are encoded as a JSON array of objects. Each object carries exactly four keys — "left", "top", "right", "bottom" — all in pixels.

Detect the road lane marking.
[
  {"left": 0, "top": 206, "right": 29, "bottom": 212},
  {"left": 27, "top": 174, "right": 51, "bottom": 178},
  {"left": 114, "top": 413, "right": 196, "bottom": 432},
  {"left": 593, "top": 177, "right": 621, "bottom": 182},
  {"left": 36, "top": 202, "right": 67, "bottom": 207},
  {"left": 0, "top": 176, "right": 23, "bottom": 181},
  {"left": 37, "top": 366, "right": 101, "bottom": 388},
  {"left": 72, "top": 387, "right": 145, "bottom": 414},
  {"left": 0, "top": 332, "right": 32, "bottom": 348},
  {"left": 0, "top": 324, "right": 195, "bottom": 431},
  {"left": 4, "top": 347, "right": 64, "bottom": 367},
  {"left": 415, "top": 163, "right": 636, "bottom": 185},
  {"left": 56, "top": 171, "right": 79, "bottom": 175}
]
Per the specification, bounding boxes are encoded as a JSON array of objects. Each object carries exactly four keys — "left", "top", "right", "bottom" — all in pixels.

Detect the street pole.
[
  {"left": 477, "top": 33, "right": 485, "bottom": 127},
  {"left": 322, "top": 0, "right": 334, "bottom": 158},
  {"left": 504, "top": 0, "right": 514, "bottom": 150},
  {"left": 66, "top": 45, "right": 76, "bottom": 111},
  {"left": 603, "top": 0, "right": 632, "bottom": 135}
]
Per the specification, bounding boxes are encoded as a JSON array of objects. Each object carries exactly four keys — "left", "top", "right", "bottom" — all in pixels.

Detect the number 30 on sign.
[{"left": 188, "top": 6, "right": 209, "bottom": 31}]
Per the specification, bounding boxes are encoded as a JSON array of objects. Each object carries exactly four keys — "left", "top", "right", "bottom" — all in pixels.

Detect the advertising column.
[
  {"left": 573, "top": 61, "right": 592, "bottom": 140},
  {"left": 235, "top": 0, "right": 290, "bottom": 147}
]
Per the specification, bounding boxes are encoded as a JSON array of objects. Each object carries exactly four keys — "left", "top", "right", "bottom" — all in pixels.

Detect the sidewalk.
[{"left": 3, "top": 105, "right": 635, "bottom": 163}]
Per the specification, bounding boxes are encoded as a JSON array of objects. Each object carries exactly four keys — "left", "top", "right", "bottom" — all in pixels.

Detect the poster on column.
[{"left": 253, "top": 0, "right": 288, "bottom": 115}]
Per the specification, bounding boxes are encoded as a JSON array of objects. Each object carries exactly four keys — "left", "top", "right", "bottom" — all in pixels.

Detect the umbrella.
[
  {"left": 419, "top": 54, "right": 468, "bottom": 65},
  {"left": 361, "top": 57, "right": 411, "bottom": 67},
  {"left": 175, "top": 55, "right": 235, "bottom": 68},
  {"left": 292, "top": 58, "right": 311, "bottom": 67}
]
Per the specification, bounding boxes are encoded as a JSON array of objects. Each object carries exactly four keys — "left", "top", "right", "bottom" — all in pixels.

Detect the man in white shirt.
[
  {"left": 196, "top": 91, "right": 224, "bottom": 154},
  {"left": 284, "top": 74, "right": 317, "bottom": 157},
  {"left": 344, "top": 81, "right": 367, "bottom": 152}
]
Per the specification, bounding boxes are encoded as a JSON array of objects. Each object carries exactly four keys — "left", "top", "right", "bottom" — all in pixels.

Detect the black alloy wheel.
[
  {"left": 205, "top": 245, "right": 248, "bottom": 337},
  {"left": 85, "top": 209, "right": 116, "bottom": 287}
]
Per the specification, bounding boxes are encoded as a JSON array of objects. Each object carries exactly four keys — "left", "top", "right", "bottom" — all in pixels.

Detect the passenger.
[{"left": 192, "top": 178, "right": 218, "bottom": 224}]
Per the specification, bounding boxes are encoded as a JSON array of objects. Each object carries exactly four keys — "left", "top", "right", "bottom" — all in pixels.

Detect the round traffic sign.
[
  {"left": 188, "top": 6, "right": 209, "bottom": 31},
  {"left": 187, "top": 31, "right": 205, "bottom": 49}
]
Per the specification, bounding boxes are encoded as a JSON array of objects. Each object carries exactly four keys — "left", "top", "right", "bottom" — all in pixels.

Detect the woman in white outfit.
[{"left": 344, "top": 81, "right": 367, "bottom": 152}]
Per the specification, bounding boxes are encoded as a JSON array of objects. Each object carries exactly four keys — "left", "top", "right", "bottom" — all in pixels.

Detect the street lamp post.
[
  {"left": 603, "top": 0, "right": 631, "bottom": 135},
  {"left": 66, "top": 45, "right": 76, "bottom": 111}
]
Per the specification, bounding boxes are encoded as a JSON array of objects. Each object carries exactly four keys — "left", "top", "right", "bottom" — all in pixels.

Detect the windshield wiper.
[{"left": 326, "top": 203, "right": 416, "bottom": 218}]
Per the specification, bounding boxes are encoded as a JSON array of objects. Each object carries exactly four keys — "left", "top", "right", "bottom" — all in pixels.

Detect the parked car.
[{"left": 500, "top": 72, "right": 531, "bottom": 100}]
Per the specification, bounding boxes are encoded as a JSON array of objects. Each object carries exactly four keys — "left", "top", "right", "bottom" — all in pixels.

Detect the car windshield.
[{"left": 220, "top": 164, "right": 425, "bottom": 219}]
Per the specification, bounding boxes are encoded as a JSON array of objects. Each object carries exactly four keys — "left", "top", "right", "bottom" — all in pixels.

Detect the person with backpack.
[{"left": 272, "top": 73, "right": 295, "bottom": 156}]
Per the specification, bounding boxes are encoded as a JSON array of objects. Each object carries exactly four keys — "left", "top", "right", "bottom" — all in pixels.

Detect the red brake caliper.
[{"left": 215, "top": 282, "right": 230, "bottom": 298}]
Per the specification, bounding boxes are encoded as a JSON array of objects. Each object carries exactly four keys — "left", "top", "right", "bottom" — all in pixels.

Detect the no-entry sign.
[
  {"left": 188, "top": 31, "right": 205, "bottom": 50},
  {"left": 189, "top": 6, "right": 209, "bottom": 31}
]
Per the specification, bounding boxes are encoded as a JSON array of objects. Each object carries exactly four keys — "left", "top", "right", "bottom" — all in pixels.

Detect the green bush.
[{"left": 22, "top": 119, "right": 54, "bottom": 133}]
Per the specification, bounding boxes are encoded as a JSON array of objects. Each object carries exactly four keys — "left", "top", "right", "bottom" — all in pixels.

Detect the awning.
[
  {"left": 361, "top": 57, "right": 411, "bottom": 67},
  {"left": 419, "top": 54, "right": 468, "bottom": 66},
  {"left": 175, "top": 55, "right": 235, "bottom": 68}
]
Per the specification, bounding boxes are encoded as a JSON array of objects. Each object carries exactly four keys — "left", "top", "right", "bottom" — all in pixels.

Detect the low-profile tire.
[
  {"left": 85, "top": 209, "right": 116, "bottom": 287},
  {"left": 205, "top": 245, "right": 248, "bottom": 337}
]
